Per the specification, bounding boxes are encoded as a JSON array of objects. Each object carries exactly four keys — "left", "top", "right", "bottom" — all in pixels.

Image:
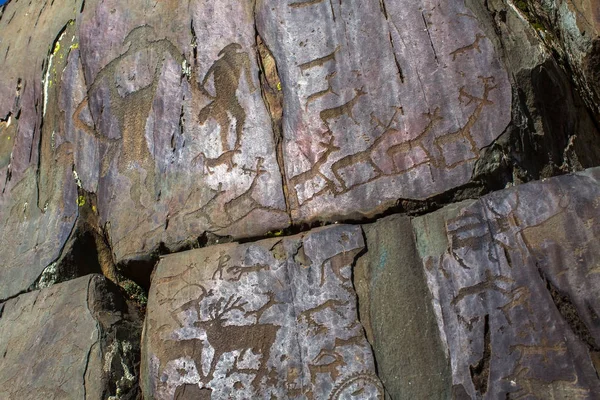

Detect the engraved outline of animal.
[
  {"left": 328, "top": 107, "right": 442, "bottom": 193},
  {"left": 287, "top": 135, "right": 341, "bottom": 208},
  {"left": 433, "top": 76, "right": 497, "bottom": 168},
  {"left": 191, "top": 293, "right": 281, "bottom": 392},
  {"left": 319, "top": 87, "right": 366, "bottom": 129}
]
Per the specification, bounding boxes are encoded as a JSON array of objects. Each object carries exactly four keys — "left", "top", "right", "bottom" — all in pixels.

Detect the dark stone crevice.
[
  {"left": 190, "top": 19, "right": 197, "bottom": 65},
  {"left": 253, "top": 19, "right": 291, "bottom": 219},
  {"left": 538, "top": 267, "right": 600, "bottom": 376},
  {"left": 469, "top": 314, "right": 491, "bottom": 395},
  {"left": 87, "top": 275, "right": 144, "bottom": 400}
]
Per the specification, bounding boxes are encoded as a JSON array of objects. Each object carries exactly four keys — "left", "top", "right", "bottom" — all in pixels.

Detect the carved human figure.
[{"left": 198, "top": 43, "right": 257, "bottom": 153}]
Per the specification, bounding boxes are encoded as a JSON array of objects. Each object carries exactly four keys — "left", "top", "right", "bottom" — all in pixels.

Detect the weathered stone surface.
[
  {"left": 3, "top": 0, "right": 600, "bottom": 297},
  {"left": 76, "top": 0, "right": 289, "bottom": 263},
  {"left": 0, "top": 0, "right": 290, "bottom": 293},
  {"left": 413, "top": 168, "right": 600, "bottom": 398},
  {"left": 142, "top": 225, "right": 383, "bottom": 399},
  {"left": 355, "top": 214, "right": 452, "bottom": 400},
  {"left": 256, "top": 0, "right": 511, "bottom": 222},
  {"left": 467, "top": 0, "right": 600, "bottom": 182},
  {"left": 0, "top": 1, "right": 80, "bottom": 300},
  {"left": 521, "top": 0, "right": 600, "bottom": 119},
  {"left": 0, "top": 274, "right": 142, "bottom": 399}
]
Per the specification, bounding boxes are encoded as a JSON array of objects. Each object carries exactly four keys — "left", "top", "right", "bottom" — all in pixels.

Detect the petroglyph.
[
  {"left": 298, "top": 47, "right": 340, "bottom": 72},
  {"left": 289, "top": 0, "right": 326, "bottom": 9},
  {"left": 198, "top": 43, "right": 256, "bottom": 154},
  {"left": 255, "top": 0, "right": 512, "bottom": 222},
  {"left": 319, "top": 87, "right": 366, "bottom": 128},
  {"left": 433, "top": 76, "right": 497, "bottom": 169},
  {"left": 415, "top": 172, "right": 600, "bottom": 398},
  {"left": 449, "top": 33, "right": 485, "bottom": 61},
  {"left": 143, "top": 225, "right": 381, "bottom": 398},
  {"left": 85, "top": 25, "right": 185, "bottom": 208},
  {"left": 306, "top": 71, "right": 338, "bottom": 109}
]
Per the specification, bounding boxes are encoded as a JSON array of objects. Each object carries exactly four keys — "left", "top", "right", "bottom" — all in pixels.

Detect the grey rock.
[
  {"left": 0, "top": 274, "right": 142, "bottom": 399},
  {"left": 0, "top": 0, "right": 80, "bottom": 300},
  {"left": 77, "top": 0, "right": 289, "bottom": 263},
  {"left": 142, "top": 225, "right": 383, "bottom": 399},
  {"left": 355, "top": 214, "right": 452, "bottom": 400},
  {"left": 256, "top": 0, "right": 511, "bottom": 223}
]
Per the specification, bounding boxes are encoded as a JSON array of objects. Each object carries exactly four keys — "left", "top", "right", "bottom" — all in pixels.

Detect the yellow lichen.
[{"left": 77, "top": 195, "right": 86, "bottom": 207}]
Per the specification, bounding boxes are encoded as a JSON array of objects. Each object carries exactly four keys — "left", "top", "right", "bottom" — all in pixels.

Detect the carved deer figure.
[
  {"left": 288, "top": 136, "right": 340, "bottom": 208},
  {"left": 192, "top": 293, "right": 280, "bottom": 391}
]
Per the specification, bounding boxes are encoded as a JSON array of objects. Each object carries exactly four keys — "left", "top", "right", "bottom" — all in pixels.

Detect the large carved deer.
[{"left": 192, "top": 293, "right": 280, "bottom": 391}]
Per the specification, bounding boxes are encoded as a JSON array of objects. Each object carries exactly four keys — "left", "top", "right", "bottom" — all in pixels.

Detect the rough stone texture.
[
  {"left": 2, "top": 0, "right": 600, "bottom": 299},
  {"left": 355, "top": 214, "right": 451, "bottom": 400},
  {"left": 467, "top": 0, "right": 600, "bottom": 182},
  {"left": 413, "top": 168, "right": 600, "bottom": 399},
  {"left": 77, "top": 0, "right": 289, "bottom": 263},
  {"left": 142, "top": 225, "right": 383, "bottom": 399},
  {"left": 0, "top": 274, "right": 142, "bottom": 399},
  {"left": 0, "top": 0, "right": 290, "bottom": 298},
  {"left": 522, "top": 0, "right": 600, "bottom": 120},
  {"left": 1, "top": 1, "right": 600, "bottom": 398},
  {"left": 0, "top": 0, "right": 80, "bottom": 300},
  {"left": 257, "top": 0, "right": 511, "bottom": 223}
]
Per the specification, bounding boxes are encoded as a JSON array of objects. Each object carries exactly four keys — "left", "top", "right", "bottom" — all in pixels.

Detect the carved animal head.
[{"left": 218, "top": 43, "right": 243, "bottom": 57}]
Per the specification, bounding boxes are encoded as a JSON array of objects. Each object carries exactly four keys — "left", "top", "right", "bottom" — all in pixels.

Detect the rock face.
[
  {"left": 0, "top": 275, "right": 142, "bottom": 399},
  {"left": 355, "top": 169, "right": 600, "bottom": 399},
  {"left": 257, "top": 0, "right": 511, "bottom": 222},
  {"left": 6, "top": 0, "right": 598, "bottom": 299},
  {"left": 522, "top": 0, "right": 600, "bottom": 119},
  {"left": 355, "top": 215, "right": 452, "bottom": 400},
  {"left": 413, "top": 169, "right": 600, "bottom": 399},
  {"left": 142, "top": 225, "right": 382, "bottom": 399},
  {"left": 1, "top": 0, "right": 600, "bottom": 398}
]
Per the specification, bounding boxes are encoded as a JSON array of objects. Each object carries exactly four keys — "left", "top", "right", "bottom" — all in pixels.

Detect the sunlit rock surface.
[
  {"left": 412, "top": 168, "right": 600, "bottom": 399},
  {"left": 142, "top": 225, "right": 382, "bottom": 399},
  {"left": 257, "top": 0, "right": 511, "bottom": 222},
  {"left": 0, "top": 0, "right": 599, "bottom": 398}
]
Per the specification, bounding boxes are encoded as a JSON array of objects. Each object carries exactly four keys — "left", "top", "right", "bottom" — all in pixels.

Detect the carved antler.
[
  {"left": 208, "top": 294, "right": 248, "bottom": 321},
  {"left": 169, "top": 282, "right": 210, "bottom": 327}
]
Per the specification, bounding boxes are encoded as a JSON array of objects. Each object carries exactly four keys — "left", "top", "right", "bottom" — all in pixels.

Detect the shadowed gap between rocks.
[
  {"left": 538, "top": 267, "right": 600, "bottom": 378},
  {"left": 469, "top": 314, "right": 491, "bottom": 395}
]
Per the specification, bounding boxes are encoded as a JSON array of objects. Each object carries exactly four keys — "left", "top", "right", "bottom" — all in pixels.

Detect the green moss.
[
  {"left": 513, "top": 0, "right": 545, "bottom": 31},
  {"left": 122, "top": 281, "right": 148, "bottom": 306},
  {"left": 531, "top": 21, "right": 545, "bottom": 31},
  {"left": 514, "top": 0, "right": 529, "bottom": 13}
]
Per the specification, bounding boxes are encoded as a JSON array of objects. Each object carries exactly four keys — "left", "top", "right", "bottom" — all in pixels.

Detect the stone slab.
[
  {"left": 413, "top": 168, "right": 600, "bottom": 398},
  {"left": 355, "top": 214, "right": 452, "bottom": 400},
  {"left": 0, "top": 274, "right": 141, "bottom": 399},
  {"left": 0, "top": 0, "right": 80, "bottom": 300},
  {"left": 142, "top": 224, "right": 383, "bottom": 399},
  {"left": 256, "top": 0, "right": 511, "bottom": 223},
  {"left": 77, "top": 0, "right": 289, "bottom": 262}
]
